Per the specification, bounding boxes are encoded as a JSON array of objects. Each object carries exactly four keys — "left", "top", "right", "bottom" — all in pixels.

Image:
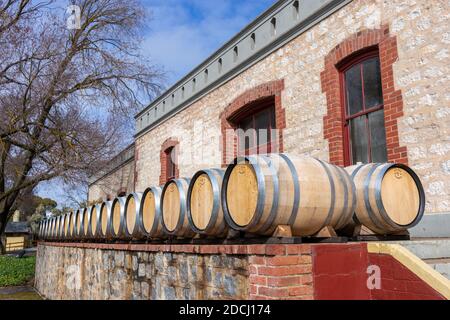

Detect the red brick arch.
[
  {"left": 321, "top": 26, "right": 407, "bottom": 166},
  {"left": 220, "top": 80, "right": 286, "bottom": 166},
  {"left": 159, "top": 138, "right": 180, "bottom": 185}
]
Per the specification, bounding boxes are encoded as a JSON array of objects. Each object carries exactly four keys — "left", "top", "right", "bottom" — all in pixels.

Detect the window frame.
[
  {"left": 230, "top": 98, "right": 276, "bottom": 156},
  {"left": 165, "top": 146, "right": 177, "bottom": 181},
  {"left": 339, "top": 48, "right": 385, "bottom": 166}
]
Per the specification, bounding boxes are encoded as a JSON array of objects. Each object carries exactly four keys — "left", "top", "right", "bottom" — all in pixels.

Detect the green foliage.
[
  {"left": 37, "top": 197, "right": 58, "bottom": 212},
  {"left": 0, "top": 256, "right": 36, "bottom": 287},
  {"left": 29, "top": 213, "right": 44, "bottom": 235}
]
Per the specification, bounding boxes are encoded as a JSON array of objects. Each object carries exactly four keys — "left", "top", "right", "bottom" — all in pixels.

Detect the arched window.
[
  {"left": 160, "top": 139, "right": 179, "bottom": 184},
  {"left": 232, "top": 99, "right": 276, "bottom": 156},
  {"left": 340, "top": 49, "right": 387, "bottom": 165},
  {"left": 220, "top": 80, "right": 285, "bottom": 166},
  {"left": 165, "top": 147, "right": 177, "bottom": 181}
]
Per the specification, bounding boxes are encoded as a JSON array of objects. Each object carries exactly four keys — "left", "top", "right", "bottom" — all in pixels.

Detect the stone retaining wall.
[{"left": 35, "top": 242, "right": 448, "bottom": 300}]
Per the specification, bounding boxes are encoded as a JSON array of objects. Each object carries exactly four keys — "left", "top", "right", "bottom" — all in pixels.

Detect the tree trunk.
[{"left": 0, "top": 217, "right": 6, "bottom": 255}]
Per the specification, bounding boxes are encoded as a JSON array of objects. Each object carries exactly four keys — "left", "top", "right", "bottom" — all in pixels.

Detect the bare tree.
[{"left": 0, "top": 0, "right": 164, "bottom": 253}]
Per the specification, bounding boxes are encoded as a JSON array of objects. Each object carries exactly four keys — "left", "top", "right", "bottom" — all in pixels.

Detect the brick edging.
[
  {"left": 38, "top": 241, "right": 311, "bottom": 256},
  {"left": 159, "top": 138, "right": 180, "bottom": 185}
]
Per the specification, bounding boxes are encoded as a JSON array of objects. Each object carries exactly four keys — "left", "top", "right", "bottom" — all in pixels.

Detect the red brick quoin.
[
  {"left": 321, "top": 26, "right": 407, "bottom": 166},
  {"left": 219, "top": 80, "right": 286, "bottom": 167},
  {"left": 159, "top": 137, "right": 180, "bottom": 185}
]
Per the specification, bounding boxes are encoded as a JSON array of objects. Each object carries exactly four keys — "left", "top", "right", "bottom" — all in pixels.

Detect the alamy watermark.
[{"left": 367, "top": 265, "right": 381, "bottom": 290}]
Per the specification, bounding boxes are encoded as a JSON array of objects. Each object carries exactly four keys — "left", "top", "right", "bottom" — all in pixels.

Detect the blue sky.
[
  {"left": 140, "top": 0, "right": 276, "bottom": 85},
  {"left": 37, "top": 0, "right": 276, "bottom": 206}
]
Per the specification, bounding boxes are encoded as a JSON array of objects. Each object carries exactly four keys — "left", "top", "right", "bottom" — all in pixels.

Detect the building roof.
[{"left": 5, "top": 222, "right": 30, "bottom": 234}]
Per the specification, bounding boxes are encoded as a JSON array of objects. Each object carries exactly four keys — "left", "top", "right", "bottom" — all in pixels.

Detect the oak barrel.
[
  {"left": 345, "top": 163, "right": 425, "bottom": 234},
  {"left": 44, "top": 219, "right": 48, "bottom": 239},
  {"left": 41, "top": 220, "right": 47, "bottom": 239},
  {"left": 62, "top": 213, "right": 69, "bottom": 239},
  {"left": 61, "top": 214, "right": 68, "bottom": 239},
  {"left": 88, "top": 204, "right": 102, "bottom": 239},
  {"left": 55, "top": 216, "right": 62, "bottom": 240},
  {"left": 161, "top": 178, "right": 195, "bottom": 238},
  {"left": 50, "top": 217, "right": 56, "bottom": 239},
  {"left": 49, "top": 219, "right": 54, "bottom": 239},
  {"left": 78, "top": 208, "right": 89, "bottom": 239},
  {"left": 74, "top": 209, "right": 83, "bottom": 240},
  {"left": 187, "top": 169, "right": 228, "bottom": 237},
  {"left": 59, "top": 214, "right": 65, "bottom": 240},
  {"left": 43, "top": 219, "right": 49, "bottom": 239},
  {"left": 98, "top": 201, "right": 113, "bottom": 239},
  {"left": 68, "top": 210, "right": 76, "bottom": 240},
  {"left": 124, "top": 193, "right": 143, "bottom": 239},
  {"left": 65, "top": 211, "right": 73, "bottom": 239},
  {"left": 138, "top": 186, "right": 165, "bottom": 239},
  {"left": 110, "top": 197, "right": 127, "bottom": 239},
  {"left": 222, "top": 154, "right": 356, "bottom": 236}
]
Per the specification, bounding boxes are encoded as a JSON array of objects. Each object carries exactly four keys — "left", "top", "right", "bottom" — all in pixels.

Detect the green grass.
[{"left": 0, "top": 256, "right": 36, "bottom": 287}]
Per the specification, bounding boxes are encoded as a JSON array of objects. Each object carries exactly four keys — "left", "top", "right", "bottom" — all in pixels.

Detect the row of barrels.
[{"left": 38, "top": 154, "right": 425, "bottom": 241}]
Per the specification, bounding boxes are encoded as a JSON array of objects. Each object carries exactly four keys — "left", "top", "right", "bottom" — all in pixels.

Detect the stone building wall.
[
  {"left": 132, "top": 0, "right": 450, "bottom": 215},
  {"left": 88, "top": 160, "right": 135, "bottom": 202}
]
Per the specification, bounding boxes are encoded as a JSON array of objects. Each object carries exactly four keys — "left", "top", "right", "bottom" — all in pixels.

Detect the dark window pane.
[
  {"left": 363, "top": 58, "right": 383, "bottom": 108},
  {"left": 254, "top": 109, "right": 270, "bottom": 130},
  {"left": 349, "top": 115, "right": 369, "bottom": 164},
  {"left": 254, "top": 108, "right": 273, "bottom": 147},
  {"left": 167, "top": 147, "right": 176, "bottom": 179},
  {"left": 345, "top": 64, "right": 363, "bottom": 116},
  {"left": 368, "top": 109, "right": 388, "bottom": 162},
  {"left": 239, "top": 116, "right": 253, "bottom": 131},
  {"left": 237, "top": 106, "right": 275, "bottom": 153},
  {"left": 238, "top": 128, "right": 256, "bottom": 152}
]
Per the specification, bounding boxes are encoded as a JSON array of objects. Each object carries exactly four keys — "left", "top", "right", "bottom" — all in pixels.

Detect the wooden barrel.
[
  {"left": 61, "top": 215, "right": 67, "bottom": 240},
  {"left": 345, "top": 163, "right": 425, "bottom": 234},
  {"left": 161, "top": 178, "right": 195, "bottom": 238},
  {"left": 78, "top": 208, "right": 88, "bottom": 240},
  {"left": 68, "top": 211, "right": 76, "bottom": 240},
  {"left": 110, "top": 197, "right": 127, "bottom": 239},
  {"left": 64, "top": 212, "right": 72, "bottom": 239},
  {"left": 59, "top": 214, "right": 65, "bottom": 240},
  {"left": 38, "top": 221, "right": 43, "bottom": 239},
  {"left": 51, "top": 218, "right": 56, "bottom": 239},
  {"left": 50, "top": 217, "right": 55, "bottom": 239},
  {"left": 222, "top": 154, "right": 356, "bottom": 236},
  {"left": 75, "top": 209, "right": 83, "bottom": 240},
  {"left": 47, "top": 219, "right": 52, "bottom": 239},
  {"left": 39, "top": 221, "right": 44, "bottom": 239},
  {"left": 138, "top": 186, "right": 165, "bottom": 239},
  {"left": 124, "top": 193, "right": 143, "bottom": 239},
  {"left": 88, "top": 204, "right": 101, "bottom": 239},
  {"left": 98, "top": 201, "right": 113, "bottom": 239},
  {"left": 53, "top": 217, "right": 58, "bottom": 239},
  {"left": 55, "top": 215, "right": 61, "bottom": 240},
  {"left": 63, "top": 215, "right": 69, "bottom": 239},
  {"left": 42, "top": 220, "right": 47, "bottom": 239},
  {"left": 41, "top": 220, "right": 45, "bottom": 239},
  {"left": 56, "top": 216, "right": 62, "bottom": 240},
  {"left": 187, "top": 169, "right": 228, "bottom": 237}
]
